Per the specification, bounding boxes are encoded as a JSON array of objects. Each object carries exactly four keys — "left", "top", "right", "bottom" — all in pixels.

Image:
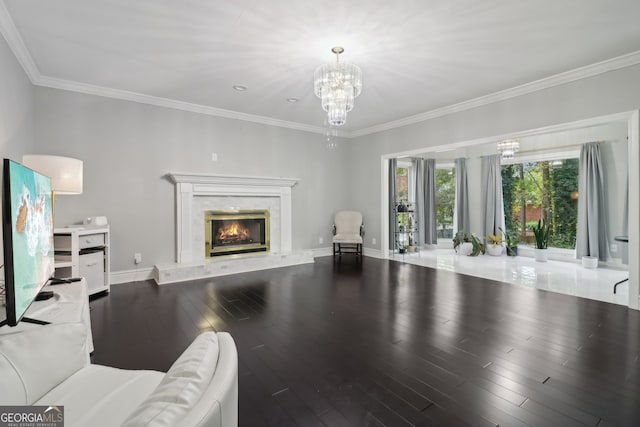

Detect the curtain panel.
[
  {"left": 454, "top": 158, "right": 470, "bottom": 233},
  {"left": 576, "top": 142, "right": 610, "bottom": 261},
  {"left": 482, "top": 155, "right": 506, "bottom": 237}
]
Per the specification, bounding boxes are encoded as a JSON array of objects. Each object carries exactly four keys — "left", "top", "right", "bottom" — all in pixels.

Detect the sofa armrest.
[
  {"left": 0, "top": 322, "right": 90, "bottom": 405},
  {"left": 122, "top": 332, "right": 238, "bottom": 427}
]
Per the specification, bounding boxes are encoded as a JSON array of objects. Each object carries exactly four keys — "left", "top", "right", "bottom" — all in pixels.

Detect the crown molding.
[
  {"left": 35, "top": 75, "right": 338, "bottom": 136},
  {"left": 0, "top": 0, "right": 39, "bottom": 82},
  {"left": 349, "top": 50, "right": 640, "bottom": 139},
  {"left": 2, "top": 1, "right": 640, "bottom": 140}
]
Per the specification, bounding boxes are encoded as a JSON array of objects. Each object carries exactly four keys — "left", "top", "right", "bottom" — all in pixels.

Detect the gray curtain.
[
  {"left": 482, "top": 155, "right": 506, "bottom": 237},
  {"left": 454, "top": 158, "right": 470, "bottom": 233},
  {"left": 576, "top": 142, "right": 610, "bottom": 261},
  {"left": 415, "top": 159, "right": 425, "bottom": 246},
  {"left": 416, "top": 159, "right": 437, "bottom": 245},
  {"left": 388, "top": 158, "right": 397, "bottom": 250}
]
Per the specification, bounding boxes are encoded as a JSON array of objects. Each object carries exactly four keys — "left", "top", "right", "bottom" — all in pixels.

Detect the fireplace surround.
[{"left": 154, "top": 173, "right": 313, "bottom": 285}]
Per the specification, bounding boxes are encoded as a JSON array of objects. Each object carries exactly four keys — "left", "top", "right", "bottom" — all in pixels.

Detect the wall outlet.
[
  {"left": 319, "top": 237, "right": 324, "bottom": 244},
  {"left": 211, "top": 152, "right": 218, "bottom": 161},
  {"left": 134, "top": 253, "right": 142, "bottom": 264},
  {"left": 610, "top": 243, "right": 618, "bottom": 254},
  {"left": 372, "top": 238, "right": 377, "bottom": 245}
]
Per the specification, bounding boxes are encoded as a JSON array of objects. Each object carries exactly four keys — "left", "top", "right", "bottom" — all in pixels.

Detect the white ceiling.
[{"left": 4, "top": 0, "right": 640, "bottom": 134}]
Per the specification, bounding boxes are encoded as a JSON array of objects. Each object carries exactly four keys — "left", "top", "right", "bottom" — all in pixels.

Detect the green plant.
[
  {"left": 498, "top": 227, "right": 520, "bottom": 248},
  {"left": 453, "top": 230, "right": 485, "bottom": 256},
  {"left": 531, "top": 219, "right": 550, "bottom": 249}
]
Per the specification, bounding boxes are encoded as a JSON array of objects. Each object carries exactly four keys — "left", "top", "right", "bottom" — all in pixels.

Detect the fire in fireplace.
[{"left": 205, "top": 210, "right": 270, "bottom": 257}]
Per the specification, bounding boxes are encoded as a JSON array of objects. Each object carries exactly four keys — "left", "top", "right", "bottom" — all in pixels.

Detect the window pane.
[
  {"left": 397, "top": 167, "right": 408, "bottom": 201},
  {"left": 501, "top": 159, "right": 578, "bottom": 249},
  {"left": 436, "top": 168, "right": 455, "bottom": 239}
]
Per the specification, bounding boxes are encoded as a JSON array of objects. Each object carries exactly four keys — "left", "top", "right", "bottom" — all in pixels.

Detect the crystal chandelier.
[
  {"left": 497, "top": 139, "right": 520, "bottom": 160},
  {"left": 313, "top": 47, "right": 362, "bottom": 126}
]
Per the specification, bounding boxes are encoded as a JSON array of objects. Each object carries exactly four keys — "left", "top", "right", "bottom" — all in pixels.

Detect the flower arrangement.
[
  {"left": 485, "top": 233, "right": 504, "bottom": 248},
  {"left": 453, "top": 230, "right": 485, "bottom": 256}
]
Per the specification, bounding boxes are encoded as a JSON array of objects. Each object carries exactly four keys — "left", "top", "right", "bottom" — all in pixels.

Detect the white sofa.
[{"left": 0, "top": 323, "right": 238, "bottom": 427}]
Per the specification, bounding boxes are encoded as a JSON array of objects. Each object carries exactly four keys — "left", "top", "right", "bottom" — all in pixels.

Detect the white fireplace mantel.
[{"left": 167, "top": 172, "right": 299, "bottom": 264}]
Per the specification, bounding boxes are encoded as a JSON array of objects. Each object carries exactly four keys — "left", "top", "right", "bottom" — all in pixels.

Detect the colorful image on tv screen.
[{"left": 8, "top": 161, "right": 54, "bottom": 319}]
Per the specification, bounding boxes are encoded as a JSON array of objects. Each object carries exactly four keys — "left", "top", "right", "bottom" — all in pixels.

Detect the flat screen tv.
[{"left": 1, "top": 159, "right": 55, "bottom": 327}]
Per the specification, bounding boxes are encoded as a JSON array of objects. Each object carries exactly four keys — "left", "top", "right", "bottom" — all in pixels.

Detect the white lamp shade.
[{"left": 22, "top": 155, "right": 83, "bottom": 194}]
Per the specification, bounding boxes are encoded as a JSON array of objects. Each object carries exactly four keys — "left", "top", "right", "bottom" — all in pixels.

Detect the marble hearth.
[{"left": 153, "top": 173, "right": 314, "bottom": 285}]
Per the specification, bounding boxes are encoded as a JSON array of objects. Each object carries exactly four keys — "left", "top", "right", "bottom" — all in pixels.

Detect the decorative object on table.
[
  {"left": 485, "top": 232, "right": 504, "bottom": 256},
  {"left": 499, "top": 227, "right": 520, "bottom": 257},
  {"left": 313, "top": 46, "right": 362, "bottom": 126},
  {"left": 453, "top": 230, "right": 485, "bottom": 256},
  {"left": 582, "top": 256, "right": 598, "bottom": 269},
  {"left": 531, "top": 219, "right": 550, "bottom": 262}
]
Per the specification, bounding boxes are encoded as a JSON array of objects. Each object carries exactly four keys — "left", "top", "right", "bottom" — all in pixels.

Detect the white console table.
[
  {"left": 54, "top": 226, "right": 110, "bottom": 296},
  {"left": 0, "top": 279, "right": 94, "bottom": 353}
]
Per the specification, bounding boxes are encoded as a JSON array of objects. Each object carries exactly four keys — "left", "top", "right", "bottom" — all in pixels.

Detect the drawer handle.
[
  {"left": 86, "top": 262, "right": 98, "bottom": 267},
  {"left": 85, "top": 239, "right": 93, "bottom": 243}
]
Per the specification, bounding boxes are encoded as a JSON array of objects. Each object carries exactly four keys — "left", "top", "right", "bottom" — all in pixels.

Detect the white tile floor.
[{"left": 392, "top": 248, "right": 629, "bottom": 306}]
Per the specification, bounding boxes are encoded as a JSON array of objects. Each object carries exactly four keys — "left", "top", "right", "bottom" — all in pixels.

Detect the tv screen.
[{"left": 2, "top": 159, "right": 55, "bottom": 326}]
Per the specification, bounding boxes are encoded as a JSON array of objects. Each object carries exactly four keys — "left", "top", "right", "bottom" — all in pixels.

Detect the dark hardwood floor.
[{"left": 90, "top": 256, "right": 640, "bottom": 426}]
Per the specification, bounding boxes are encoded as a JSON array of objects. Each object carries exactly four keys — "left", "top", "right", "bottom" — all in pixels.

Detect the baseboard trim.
[
  {"left": 111, "top": 268, "right": 154, "bottom": 285},
  {"left": 363, "top": 248, "right": 384, "bottom": 259},
  {"left": 312, "top": 247, "right": 333, "bottom": 257}
]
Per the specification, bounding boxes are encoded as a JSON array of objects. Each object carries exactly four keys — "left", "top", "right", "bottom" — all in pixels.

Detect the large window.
[
  {"left": 501, "top": 158, "right": 579, "bottom": 249},
  {"left": 436, "top": 166, "right": 455, "bottom": 239}
]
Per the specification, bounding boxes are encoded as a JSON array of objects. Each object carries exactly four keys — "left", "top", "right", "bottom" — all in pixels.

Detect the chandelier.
[
  {"left": 497, "top": 139, "right": 520, "bottom": 160},
  {"left": 313, "top": 47, "right": 362, "bottom": 126}
]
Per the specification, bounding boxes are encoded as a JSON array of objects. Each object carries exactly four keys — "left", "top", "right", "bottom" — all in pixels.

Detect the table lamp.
[{"left": 22, "top": 155, "right": 83, "bottom": 208}]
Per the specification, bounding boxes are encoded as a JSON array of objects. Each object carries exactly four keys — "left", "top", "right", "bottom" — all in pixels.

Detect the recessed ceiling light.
[
  {"left": 232, "top": 85, "right": 247, "bottom": 91},
  {"left": 286, "top": 97, "right": 299, "bottom": 103}
]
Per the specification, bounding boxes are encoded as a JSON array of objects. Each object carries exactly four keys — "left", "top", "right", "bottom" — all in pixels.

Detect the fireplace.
[{"left": 205, "top": 210, "right": 270, "bottom": 257}]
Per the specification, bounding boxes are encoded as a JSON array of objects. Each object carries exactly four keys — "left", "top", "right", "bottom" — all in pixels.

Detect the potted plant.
[
  {"left": 453, "top": 230, "right": 485, "bottom": 256},
  {"left": 531, "top": 219, "right": 550, "bottom": 262},
  {"left": 499, "top": 227, "right": 520, "bottom": 257},
  {"left": 408, "top": 234, "right": 416, "bottom": 252},
  {"left": 485, "top": 232, "right": 504, "bottom": 256}
]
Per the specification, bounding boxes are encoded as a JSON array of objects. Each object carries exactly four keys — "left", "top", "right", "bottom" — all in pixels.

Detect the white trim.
[
  {"left": 110, "top": 268, "right": 154, "bottom": 284},
  {"left": 35, "top": 76, "right": 344, "bottom": 137},
  {"left": 628, "top": 111, "right": 639, "bottom": 310},
  {"left": 1, "top": 0, "right": 639, "bottom": 139},
  {"left": 350, "top": 52, "right": 640, "bottom": 138},
  {"left": 0, "top": 0, "right": 39, "bottom": 82},
  {"left": 501, "top": 149, "right": 580, "bottom": 165},
  {"left": 363, "top": 248, "right": 384, "bottom": 259},
  {"left": 167, "top": 173, "right": 299, "bottom": 188},
  {"left": 312, "top": 247, "right": 333, "bottom": 257}
]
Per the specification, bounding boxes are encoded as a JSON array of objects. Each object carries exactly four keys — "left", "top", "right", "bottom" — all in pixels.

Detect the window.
[
  {"left": 436, "top": 166, "right": 455, "bottom": 239},
  {"left": 501, "top": 158, "right": 579, "bottom": 249},
  {"left": 396, "top": 166, "right": 409, "bottom": 201}
]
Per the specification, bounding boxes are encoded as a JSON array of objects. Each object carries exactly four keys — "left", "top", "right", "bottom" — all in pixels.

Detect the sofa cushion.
[
  {"left": 0, "top": 323, "right": 89, "bottom": 405},
  {"left": 122, "top": 332, "right": 220, "bottom": 427},
  {"left": 35, "top": 364, "right": 163, "bottom": 427}
]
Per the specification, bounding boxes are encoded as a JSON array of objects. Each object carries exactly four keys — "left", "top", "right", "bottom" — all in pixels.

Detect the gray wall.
[
  {"left": 345, "top": 64, "right": 640, "bottom": 252},
  {"left": 0, "top": 34, "right": 36, "bottom": 265},
  {"left": 33, "top": 88, "right": 350, "bottom": 271}
]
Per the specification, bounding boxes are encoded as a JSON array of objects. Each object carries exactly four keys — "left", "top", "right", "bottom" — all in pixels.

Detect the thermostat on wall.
[{"left": 84, "top": 216, "right": 108, "bottom": 226}]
